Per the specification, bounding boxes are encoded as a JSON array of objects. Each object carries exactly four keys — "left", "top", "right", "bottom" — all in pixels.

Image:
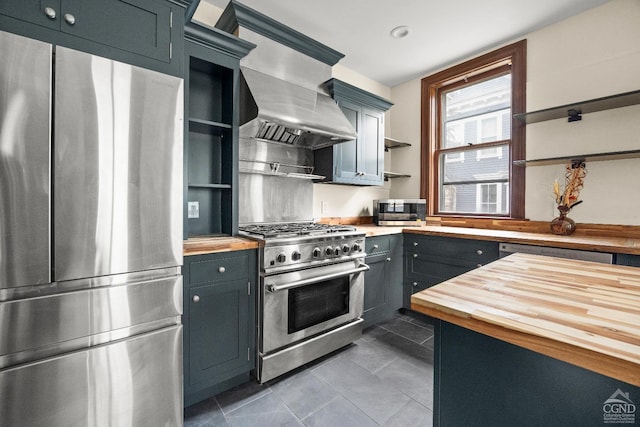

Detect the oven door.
[{"left": 261, "top": 258, "right": 368, "bottom": 354}]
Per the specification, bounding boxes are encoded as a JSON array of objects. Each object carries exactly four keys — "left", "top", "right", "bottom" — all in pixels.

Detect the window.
[
  {"left": 421, "top": 40, "right": 526, "bottom": 218},
  {"left": 476, "top": 183, "right": 508, "bottom": 214}
]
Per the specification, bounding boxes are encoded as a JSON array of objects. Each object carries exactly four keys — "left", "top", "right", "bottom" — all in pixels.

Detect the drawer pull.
[
  {"left": 476, "top": 249, "right": 483, "bottom": 255},
  {"left": 373, "top": 244, "right": 379, "bottom": 250},
  {"left": 386, "top": 257, "right": 391, "bottom": 262},
  {"left": 412, "top": 282, "right": 418, "bottom": 287},
  {"left": 63, "top": 13, "right": 76, "bottom": 25},
  {"left": 218, "top": 266, "right": 226, "bottom": 273},
  {"left": 44, "top": 7, "right": 57, "bottom": 19},
  {"left": 413, "top": 254, "right": 418, "bottom": 258},
  {"left": 192, "top": 295, "right": 200, "bottom": 303},
  {"left": 477, "top": 263, "right": 482, "bottom": 268},
  {"left": 413, "top": 242, "right": 418, "bottom": 246}
]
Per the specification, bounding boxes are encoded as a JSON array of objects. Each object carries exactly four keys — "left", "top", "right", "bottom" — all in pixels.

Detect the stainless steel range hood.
[
  {"left": 239, "top": 67, "right": 356, "bottom": 149},
  {"left": 217, "top": 0, "right": 356, "bottom": 150}
]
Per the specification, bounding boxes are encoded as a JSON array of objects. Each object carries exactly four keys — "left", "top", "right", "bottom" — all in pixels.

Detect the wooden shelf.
[
  {"left": 514, "top": 149, "right": 640, "bottom": 167},
  {"left": 514, "top": 89, "right": 640, "bottom": 124},
  {"left": 384, "top": 171, "right": 411, "bottom": 181},
  {"left": 384, "top": 137, "right": 411, "bottom": 150},
  {"left": 189, "top": 118, "right": 232, "bottom": 135},
  {"left": 188, "top": 183, "right": 232, "bottom": 189}
]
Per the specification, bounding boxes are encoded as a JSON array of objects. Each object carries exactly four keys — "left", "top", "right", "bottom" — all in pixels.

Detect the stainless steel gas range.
[{"left": 239, "top": 223, "right": 368, "bottom": 383}]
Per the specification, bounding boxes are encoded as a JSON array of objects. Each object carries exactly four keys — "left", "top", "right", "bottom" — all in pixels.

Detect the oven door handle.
[{"left": 266, "top": 264, "right": 370, "bottom": 293}]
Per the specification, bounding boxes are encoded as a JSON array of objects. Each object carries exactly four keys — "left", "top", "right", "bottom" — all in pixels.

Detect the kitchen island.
[{"left": 411, "top": 253, "right": 640, "bottom": 426}]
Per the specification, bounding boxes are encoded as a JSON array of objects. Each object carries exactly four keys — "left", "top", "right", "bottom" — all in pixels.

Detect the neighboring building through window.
[{"left": 420, "top": 40, "right": 526, "bottom": 218}]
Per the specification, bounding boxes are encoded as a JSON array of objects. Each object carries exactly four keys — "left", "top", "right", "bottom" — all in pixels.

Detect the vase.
[{"left": 550, "top": 206, "right": 576, "bottom": 235}]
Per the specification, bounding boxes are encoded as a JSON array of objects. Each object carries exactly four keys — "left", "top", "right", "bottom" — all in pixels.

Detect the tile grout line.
[
  {"left": 217, "top": 387, "right": 274, "bottom": 416},
  {"left": 309, "top": 358, "right": 391, "bottom": 426},
  {"left": 378, "top": 324, "right": 434, "bottom": 346}
]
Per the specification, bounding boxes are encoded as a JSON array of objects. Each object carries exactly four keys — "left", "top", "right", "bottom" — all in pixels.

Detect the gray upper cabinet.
[
  {"left": 0, "top": 0, "right": 185, "bottom": 76},
  {"left": 315, "top": 79, "right": 393, "bottom": 186}
]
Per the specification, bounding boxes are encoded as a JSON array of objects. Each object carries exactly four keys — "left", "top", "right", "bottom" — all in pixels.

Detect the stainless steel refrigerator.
[{"left": 0, "top": 30, "right": 184, "bottom": 426}]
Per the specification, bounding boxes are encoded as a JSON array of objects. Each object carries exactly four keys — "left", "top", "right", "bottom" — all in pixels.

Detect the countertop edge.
[
  {"left": 182, "top": 224, "right": 640, "bottom": 256},
  {"left": 183, "top": 236, "right": 260, "bottom": 256},
  {"left": 410, "top": 254, "right": 640, "bottom": 387},
  {"left": 358, "top": 225, "right": 640, "bottom": 255}
]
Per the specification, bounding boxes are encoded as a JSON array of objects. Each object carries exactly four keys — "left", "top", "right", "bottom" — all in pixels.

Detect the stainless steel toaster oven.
[{"left": 373, "top": 199, "right": 426, "bottom": 226}]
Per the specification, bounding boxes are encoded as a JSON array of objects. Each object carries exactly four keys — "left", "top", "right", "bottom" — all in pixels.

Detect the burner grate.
[{"left": 239, "top": 222, "right": 356, "bottom": 239}]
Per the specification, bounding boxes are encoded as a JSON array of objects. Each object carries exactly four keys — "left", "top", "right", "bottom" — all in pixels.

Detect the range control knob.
[
  {"left": 342, "top": 244, "right": 350, "bottom": 254},
  {"left": 334, "top": 248, "right": 341, "bottom": 256},
  {"left": 276, "top": 253, "right": 287, "bottom": 263},
  {"left": 325, "top": 247, "right": 333, "bottom": 256},
  {"left": 312, "top": 247, "right": 322, "bottom": 258},
  {"left": 352, "top": 243, "right": 361, "bottom": 252},
  {"left": 292, "top": 251, "right": 301, "bottom": 261}
]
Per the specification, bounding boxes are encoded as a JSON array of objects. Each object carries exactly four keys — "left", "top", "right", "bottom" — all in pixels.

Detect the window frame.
[{"left": 420, "top": 40, "right": 526, "bottom": 218}]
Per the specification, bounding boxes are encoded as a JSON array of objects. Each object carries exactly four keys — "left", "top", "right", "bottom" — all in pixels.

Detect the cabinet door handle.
[
  {"left": 476, "top": 263, "right": 482, "bottom": 268},
  {"left": 192, "top": 295, "right": 200, "bottom": 303},
  {"left": 218, "top": 266, "right": 226, "bottom": 273},
  {"left": 413, "top": 254, "right": 418, "bottom": 258},
  {"left": 476, "top": 249, "right": 483, "bottom": 255},
  {"left": 412, "top": 282, "right": 418, "bottom": 287},
  {"left": 64, "top": 13, "right": 76, "bottom": 25},
  {"left": 386, "top": 257, "right": 391, "bottom": 262},
  {"left": 44, "top": 7, "right": 57, "bottom": 19},
  {"left": 413, "top": 242, "right": 418, "bottom": 246},
  {"left": 373, "top": 244, "right": 379, "bottom": 250}
]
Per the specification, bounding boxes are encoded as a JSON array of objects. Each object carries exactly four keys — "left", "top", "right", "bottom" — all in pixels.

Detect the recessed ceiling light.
[{"left": 390, "top": 25, "right": 410, "bottom": 38}]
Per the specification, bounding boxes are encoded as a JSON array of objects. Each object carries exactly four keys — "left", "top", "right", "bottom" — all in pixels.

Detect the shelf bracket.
[
  {"left": 570, "top": 160, "right": 586, "bottom": 169},
  {"left": 567, "top": 108, "right": 582, "bottom": 122}
]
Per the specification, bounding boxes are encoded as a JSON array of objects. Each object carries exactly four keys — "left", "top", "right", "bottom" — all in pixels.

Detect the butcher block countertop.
[
  {"left": 405, "top": 225, "right": 640, "bottom": 254},
  {"left": 183, "top": 236, "right": 259, "bottom": 256},
  {"left": 411, "top": 253, "right": 640, "bottom": 387},
  {"left": 355, "top": 224, "right": 640, "bottom": 255}
]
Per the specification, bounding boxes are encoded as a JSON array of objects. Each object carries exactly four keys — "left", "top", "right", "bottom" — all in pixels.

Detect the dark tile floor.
[{"left": 184, "top": 312, "right": 435, "bottom": 427}]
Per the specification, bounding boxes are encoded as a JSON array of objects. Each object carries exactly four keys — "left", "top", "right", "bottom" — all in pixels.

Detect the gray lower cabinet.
[
  {"left": 616, "top": 253, "right": 640, "bottom": 267},
  {"left": 0, "top": 0, "right": 185, "bottom": 76},
  {"left": 434, "top": 320, "right": 640, "bottom": 427},
  {"left": 363, "top": 235, "right": 403, "bottom": 327},
  {"left": 183, "top": 249, "right": 257, "bottom": 407},
  {"left": 403, "top": 234, "right": 499, "bottom": 308}
]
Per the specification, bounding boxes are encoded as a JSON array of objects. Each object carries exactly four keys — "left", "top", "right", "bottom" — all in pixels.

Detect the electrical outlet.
[{"left": 188, "top": 201, "right": 200, "bottom": 219}]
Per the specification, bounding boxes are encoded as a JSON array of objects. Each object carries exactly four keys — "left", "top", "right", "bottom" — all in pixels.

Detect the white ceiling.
[{"left": 201, "top": 0, "right": 611, "bottom": 87}]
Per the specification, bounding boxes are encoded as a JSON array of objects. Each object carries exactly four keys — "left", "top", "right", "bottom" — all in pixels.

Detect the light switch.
[{"left": 188, "top": 201, "right": 200, "bottom": 219}]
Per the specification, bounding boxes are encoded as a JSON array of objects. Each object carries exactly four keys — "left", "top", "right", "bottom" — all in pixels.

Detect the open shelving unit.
[
  {"left": 384, "top": 172, "right": 411, "bottom": 181},
  {"left": 383, "top": 137, "right": 412, "bottom": 180},
  {"left": 514, "top": 149, "right": 640, "bottom": 167},
  {"left": 513, "top": 89, "right": 640, "bottom": 124},
  {"left": 185, "top": 56, "right": 235, "bottom": 237},
  {"left": 513, "top": 89, "right": 640, "bottom": 167},
  {"left": 384, "top": 137, "right": 411, "bottom": 151}
]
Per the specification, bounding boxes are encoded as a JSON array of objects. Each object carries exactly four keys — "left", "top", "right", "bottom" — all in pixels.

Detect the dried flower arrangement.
[{"left": 553, "top": 161, "right": 587, "bottom": 210}]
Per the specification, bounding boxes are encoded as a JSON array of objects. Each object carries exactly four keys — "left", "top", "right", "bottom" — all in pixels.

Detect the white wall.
[
  {"left": 388, "top": 78, "right": 422, "bottom": 199},
  {"left": 523, "top": 0, "right": 640, "bottom": 224},
  {"left": 192, "top": 2, "right": 224, "bottom": 25},
  {"left": 389, "top": 0, "right": 640, "bottom": 225}
]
